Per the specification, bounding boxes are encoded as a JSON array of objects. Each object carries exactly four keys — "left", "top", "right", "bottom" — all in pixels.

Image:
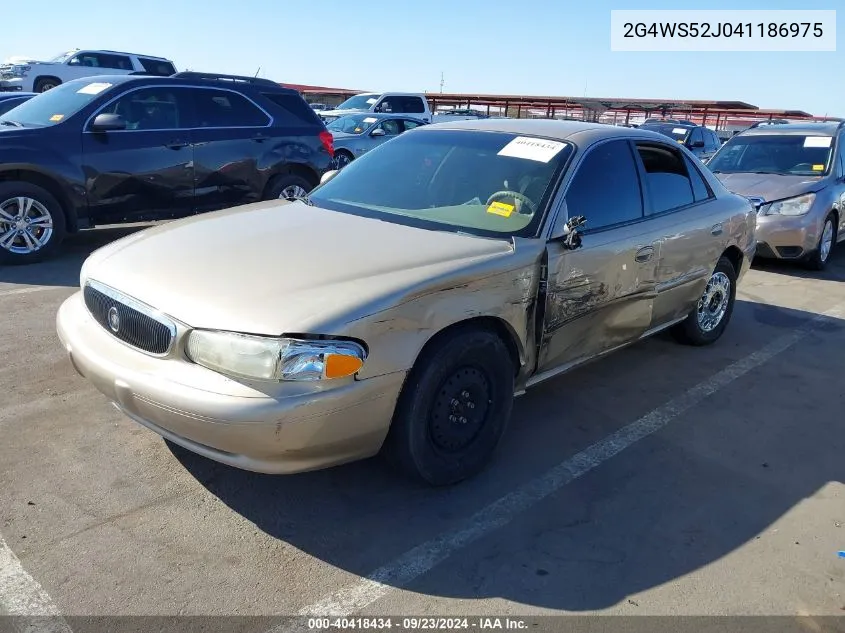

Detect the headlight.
[
  {"left": 185, "top": 330, "right": 367, "bottom": 382},
  {"left": 762, "top": 193, "right": 816, "bottom": 216},
  {"left": 11, "top": 65, "right": 30, "bottom": 77}
]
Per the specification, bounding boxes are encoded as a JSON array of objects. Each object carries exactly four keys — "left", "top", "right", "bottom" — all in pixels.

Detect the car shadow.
[
  {"left": 0, "top": 224, "right": 149, "bottom": 287},
  {"left": 168, "top": 299, "right": 845, "bottom": 612},
  {"left": 751, "top": 246, "right": 845, "bottom": 281}
]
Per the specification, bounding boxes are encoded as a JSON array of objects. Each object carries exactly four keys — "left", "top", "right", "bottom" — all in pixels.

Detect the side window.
[
  {"left": 689, "top": 127, "right": 704, "bottom": 146},
  {"left": 69, "top": 53, "right": 99, "bottom": 68},
  {"left": 709, "top": 130, "right": 721, "bottom": 150},
  {"left": 137, "top": 58, "right": 177, "bottom": 76},
  {"left": 377, "top": 119, "right": 401, "bottom": 135},
  {"left": 401, "top": 119, "right": 423, "bottom": 132},
  {"left": 98, "top": 87, "right": 186, "bottom": 130},
  {"left": 376, "top": 97, "right": 396, "bottom": 113},
  {"left": 684, "top": 155, "right": 713, "bottom": 202},
  {"left": 402, "top": 97, "right": 426, "bottom": 114},
  {"left": 635, "top": 143, "right": 696, "bottom": 214},
  {"left": 193, "top": 89, "right": 270, "bottom": 127},
  {"left": 564, "top": 140, "right": 644, "bottom": 230}
]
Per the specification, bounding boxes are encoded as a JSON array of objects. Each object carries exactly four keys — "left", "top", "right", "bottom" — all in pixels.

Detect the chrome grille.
[{"left": 83, "top": 281, "right": 175, "bottom": 356}]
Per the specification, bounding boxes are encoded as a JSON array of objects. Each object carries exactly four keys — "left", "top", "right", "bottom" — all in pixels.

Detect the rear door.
[
  {"left": 537, "top": 138, "right": 661, "bottom": 375},
  {"left": 632, "top": 140, "right": 725, "bottom": 329},
  {"left": 189, "top": 87, "right": 273, "bottom": 212},
  {"left": 82, "top": 85, "right": 195, "bottom": 224}
]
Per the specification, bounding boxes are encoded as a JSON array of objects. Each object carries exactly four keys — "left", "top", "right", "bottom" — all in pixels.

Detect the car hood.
[
  {"left": 83, "top": 201, "right": 516, "bottom": 335},
  {"left": 714, "top": 172, "right": 824, "bottom": 202}
]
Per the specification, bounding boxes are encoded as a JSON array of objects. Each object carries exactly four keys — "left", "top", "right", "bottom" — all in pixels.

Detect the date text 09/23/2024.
[
  {"left": 307, "top": 617, "right": 528, "bottom": 630},
  {"left": 622, "top": 22, "right": 824, "bottom": 39}
]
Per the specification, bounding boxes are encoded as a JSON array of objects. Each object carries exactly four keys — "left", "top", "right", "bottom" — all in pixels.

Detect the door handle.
[
  {"left": 252, "top": 133, "right": 267, "bottom": 143},
  {"left": 165, "top": 140, "right": 189, "bottom": 150},
  {"left": 711, "top": 223, "right": 723, "bottom": 236},
  {"left": 635, "top": 246, "right": 654, "bottom": 262}
]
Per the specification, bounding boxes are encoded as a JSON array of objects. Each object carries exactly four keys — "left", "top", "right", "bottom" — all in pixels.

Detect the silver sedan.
[{"left": 327, "top": 113, "right": 427, "bottom": 169}]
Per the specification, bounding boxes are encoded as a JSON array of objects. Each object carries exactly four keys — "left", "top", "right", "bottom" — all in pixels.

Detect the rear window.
[
  {"left": 644, "top": 123, "right": 692, "bottom": 143},
  {"left": 137, "top": 58, "right": 176, "bottom": 76},
  {"left": 261, "top": 92, "right": 323, "bottom": 126}
]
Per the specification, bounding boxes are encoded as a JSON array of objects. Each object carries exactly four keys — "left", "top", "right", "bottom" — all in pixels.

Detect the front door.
[
  {"left": 537, "top": 139, "right": 660, "bottom": 374},
  {"left": 82, "top": 86, "right": 195, "bottom": 224},
  {"left": 189, "top": 87, "right": 273, "bottom": 212}
]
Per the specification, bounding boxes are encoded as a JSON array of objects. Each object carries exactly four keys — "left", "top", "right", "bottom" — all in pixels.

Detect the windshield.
[
  {"left": 309, "top": 129, "right": 573, "bottom": 239},
  {"left": 49, "top": 51, "right": 76, "bottom": 63},
  {"left": 643, "top": 123, "right": 692, "bottom": 142},
  {"left": 708, "top": 134, "right": 835, "bottom": 176},
  {"left": 327, "top": 114, "right": 380, "bottom": 134},
  {"left": 336, "top": 94, "right": 381, "bottom": 111},
  {"left": 0, "top": 79, "right": 115, "bottom": 127}
]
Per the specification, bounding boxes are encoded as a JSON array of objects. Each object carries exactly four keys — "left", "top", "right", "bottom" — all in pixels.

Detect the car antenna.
[{"left": 254, "top": 66, "right": 261, "bottom": 78}]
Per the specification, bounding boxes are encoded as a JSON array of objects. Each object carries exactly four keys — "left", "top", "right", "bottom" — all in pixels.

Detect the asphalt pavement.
[{"left": 0, "top": 225, "right": 843, "bottom": 629}]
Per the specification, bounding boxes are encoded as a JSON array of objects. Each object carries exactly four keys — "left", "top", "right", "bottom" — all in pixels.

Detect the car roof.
[
  {"left": 419, "top": 117, "right": 674, "bottom": 143},
  {"left": 59, "top": 74, "right": 300, "bottom": 95},
  {"left": 740, "top": 121, "right": 843, "bottom": 137}
]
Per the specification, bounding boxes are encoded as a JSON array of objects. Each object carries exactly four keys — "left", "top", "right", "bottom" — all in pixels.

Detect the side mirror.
[
  {"left": 551, "top": 215, "right": 587, "bottom": 250},
  {"left": 320, "top": 169, "right": 339, "bottom": 185},
  {"left": 90, "top": 113, "right": 126, "bottom": 132},
  {"left": 370, "top": 128, "right": 386, "bottom": 137}
]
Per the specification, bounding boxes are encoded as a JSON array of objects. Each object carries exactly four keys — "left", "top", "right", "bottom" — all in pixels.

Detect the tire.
[
  {"left": 264, "top": 173, "right": 314, "bottom": 201},
  {"left": 383, "top": 326, "right": 515, "bottom": 486},
  {"left": 803, "top": 213, "right": 836, "bottom": 271},
  {"left": 0, "top": 181, "right": 67, "bottom": 265},
  {"left": 333, "top": 150, "right": 354, "bottom": 170},
  {"left": 671, "top": 255, "right": 737, "bottom": 346},
  {"left": 34, "top": 78, "right": 60, "bottom": 93}
]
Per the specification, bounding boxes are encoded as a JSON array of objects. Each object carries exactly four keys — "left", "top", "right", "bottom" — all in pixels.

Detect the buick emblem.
[{"left": 107, "top": 306, "right": 120, "bottom": 333}]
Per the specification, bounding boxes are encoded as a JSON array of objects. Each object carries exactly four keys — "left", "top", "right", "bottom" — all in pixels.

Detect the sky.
[{"left": 2, "top": 0, "right": 842, "bottom": 116}]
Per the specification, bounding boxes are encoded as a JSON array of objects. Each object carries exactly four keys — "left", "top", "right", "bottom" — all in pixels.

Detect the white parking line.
[
  {"left": 269, "top": 301, "right": 845, "bottom": 628},
  {"left": 0, "top": 534, "right": 72, "bottom": 632},
  {"left": 0, "top": 286, "right": 65, "bottom": 298}
]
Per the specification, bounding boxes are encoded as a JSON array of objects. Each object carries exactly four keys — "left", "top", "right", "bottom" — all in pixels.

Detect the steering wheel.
[
  {"left": 485, "top": 190, "right": 537, "bottom": 215},
  {"left": 790, "top": 163, "right": 816, "bottom": 173}
]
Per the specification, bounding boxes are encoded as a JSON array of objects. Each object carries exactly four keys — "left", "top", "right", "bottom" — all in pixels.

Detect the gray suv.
[
  {"left": 707, "top": 121, "right": 845, "bottom": 270},
  {"left": 639, "top": 120, "right": 722, "bottom": 162}
]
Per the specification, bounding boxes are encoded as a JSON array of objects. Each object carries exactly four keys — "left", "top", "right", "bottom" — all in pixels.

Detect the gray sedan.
[{"left": 327, "top": 112, "right": 427, "bottom": 169}]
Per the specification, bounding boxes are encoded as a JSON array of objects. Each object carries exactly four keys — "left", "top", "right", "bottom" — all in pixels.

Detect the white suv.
[
  {"left": 318, "top": 92, "right": 432, "bottom": 124},
  {"left": 0, "top": 49, "right": 177, "bottom": 93}
]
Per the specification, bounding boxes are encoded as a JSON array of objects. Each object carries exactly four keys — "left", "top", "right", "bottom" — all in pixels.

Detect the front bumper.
[
  {"left": 754, "top": 211, "right": 823, "bottom": 260},
  {"left": 56, "top": 291, "right": 406, "bottom": 474},
  {"left": 0, "top": 78, "right": 24, "bottom": 92}
]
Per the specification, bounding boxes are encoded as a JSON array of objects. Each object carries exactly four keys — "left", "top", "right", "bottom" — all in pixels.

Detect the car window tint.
[
  {"left": 402, "top": 119, "right": 423, "bottom": 131},
  {"left": 193, "top": 89, "right": 270, "bottom": 127},
  {"left": 565, "top": 139, "right": 643, "bottom": 230},
  {"left": 92, "top": 53, "right": 133, "bottom": 70},
  {"left": 684, "top": 155, "right": 712, "bottom": 202},
  {"left": 138, "top": 58, "right": 176, "bottom": 76},
  {"left": 402, "top": 97, "right": 426, "bottom": 113},
  {"left": 635, "top": 143, "right": 696, "bottom": 213},
  {"left": 261, "top": 92, "right": 321, "bottom": 126},
  {"left": 690, "top": 128, "right": 703, "bottom": 145},
  {"left": 378, "top": 119, "right": 401, "bottom": 135},
  {"left": 101, "top": 87, "right": 185, "bottom": 130}
]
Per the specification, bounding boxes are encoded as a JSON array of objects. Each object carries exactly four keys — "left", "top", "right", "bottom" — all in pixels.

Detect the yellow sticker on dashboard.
[
  {"left": 49, "top": 114, "right": 64, "bottom": 122},
  {"left": 812, "top": 164, "right": 824, "bottom": 171},
  {"left": 487, "top": 201, "right": 515, "bottom": 217}
]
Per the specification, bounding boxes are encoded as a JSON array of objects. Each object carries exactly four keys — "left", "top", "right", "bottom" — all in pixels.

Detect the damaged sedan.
[{"left": 56, "top": 119, "right": 756, "bottom": 486}]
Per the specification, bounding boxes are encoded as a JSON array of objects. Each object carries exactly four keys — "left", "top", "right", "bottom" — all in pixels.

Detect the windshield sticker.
[
  {"left": 366, "top": 98, "right": 378, "bottom": 105},
  {"left": 487, "top": 201, "right": 515, "bottom": 217},
  {"left": 363, "top": 117, "right": 377, "bottom": 123},
  {"left": 49, "top": 114, "right": 64, "bottom": 122},
  {"left": 672, "top": 127, "right": 687, "bottom": 134},
  {"left": 497, "top": 136, "right": 566, "bottom": 163},
  {"left": 77, "top": 82, "right": 112, "bottom": 95},
  {"left": 812, "top": 164, "right": 825, "bottom": 171},
  {"left": 804, "top": 136, "right": 832, "bottom": 148}
]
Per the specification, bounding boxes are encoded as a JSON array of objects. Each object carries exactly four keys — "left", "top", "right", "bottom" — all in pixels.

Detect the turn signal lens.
[{"left": 324, "top": 353, "right": 364, "bottom": 379}]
